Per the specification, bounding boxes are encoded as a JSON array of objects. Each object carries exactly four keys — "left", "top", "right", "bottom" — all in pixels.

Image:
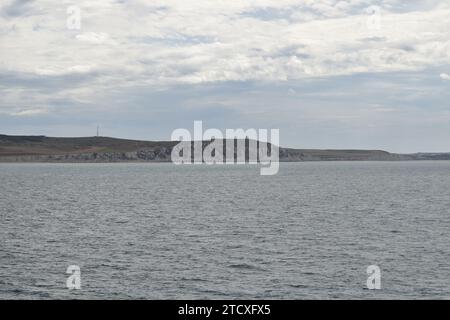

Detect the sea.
[{"left": 1, "top": 162, "right": 449, "bottom": 299}]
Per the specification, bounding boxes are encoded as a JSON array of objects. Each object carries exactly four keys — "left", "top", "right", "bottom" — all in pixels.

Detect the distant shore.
[{"left": 1, "top": 134, "right": 450, "bottom": 162}]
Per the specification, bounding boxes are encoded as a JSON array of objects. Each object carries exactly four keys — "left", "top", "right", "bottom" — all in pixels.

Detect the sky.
[{"left": 0, "top": 0, "right": 450, "bottom": 153}]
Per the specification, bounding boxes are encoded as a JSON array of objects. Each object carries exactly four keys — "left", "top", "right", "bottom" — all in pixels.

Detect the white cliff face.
[
  {"left": 0, "top": 146, "right": 420, "bottom": 163},
  {"left": 0, "top": 148, "right": 173, "bottom": 163}
]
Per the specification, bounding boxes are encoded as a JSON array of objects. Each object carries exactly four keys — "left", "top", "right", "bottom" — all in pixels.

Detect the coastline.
[{"left": 1, "top": 134, "right": 450, "bottom": 163}]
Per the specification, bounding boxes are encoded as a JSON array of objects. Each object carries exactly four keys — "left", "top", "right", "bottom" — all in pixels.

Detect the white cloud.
[
  {"left": 0, "top": 0, "right": 449, "bottom": 86},
  {"left": 440, "top": 73, "right": 450, "bottom": 80},
  {"left": 75, "top": 32, "right": 111, "bottom": 44},
  {"left": 10, "top": 108, "right": 49, "bottom": 117}
]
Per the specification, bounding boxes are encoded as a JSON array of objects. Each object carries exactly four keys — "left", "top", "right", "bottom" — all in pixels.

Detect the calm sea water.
[{"left": 1, "top": 162, "right": 450, "bottom": 299}]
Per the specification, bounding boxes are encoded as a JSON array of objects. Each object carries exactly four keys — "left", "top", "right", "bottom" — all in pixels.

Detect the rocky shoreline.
[{"left": 1, "top": 134, "right": 449, "bottom": 162}]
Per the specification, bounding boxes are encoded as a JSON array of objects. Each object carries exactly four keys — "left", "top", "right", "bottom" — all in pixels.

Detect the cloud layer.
[{"left": 1, "top": 0, "right": 450, "bottom": 152}]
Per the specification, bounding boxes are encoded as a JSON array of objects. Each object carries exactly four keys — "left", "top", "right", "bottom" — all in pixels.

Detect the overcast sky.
[{"left": 1, "top": 0, "right": 450, "bottom": 152}]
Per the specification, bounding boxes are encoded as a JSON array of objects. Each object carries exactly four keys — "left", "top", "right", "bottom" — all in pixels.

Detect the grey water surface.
[{"left": 1, "top": 162, "right": 449, "bottom": 299}]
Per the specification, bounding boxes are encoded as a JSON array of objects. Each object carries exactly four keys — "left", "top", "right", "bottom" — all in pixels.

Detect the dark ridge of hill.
[
  {"left": 0, "top": 134, "right": 449, "bottom": 162},
  {"left": 0, "top": 135, "right": 175, "bottom": 157}
]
